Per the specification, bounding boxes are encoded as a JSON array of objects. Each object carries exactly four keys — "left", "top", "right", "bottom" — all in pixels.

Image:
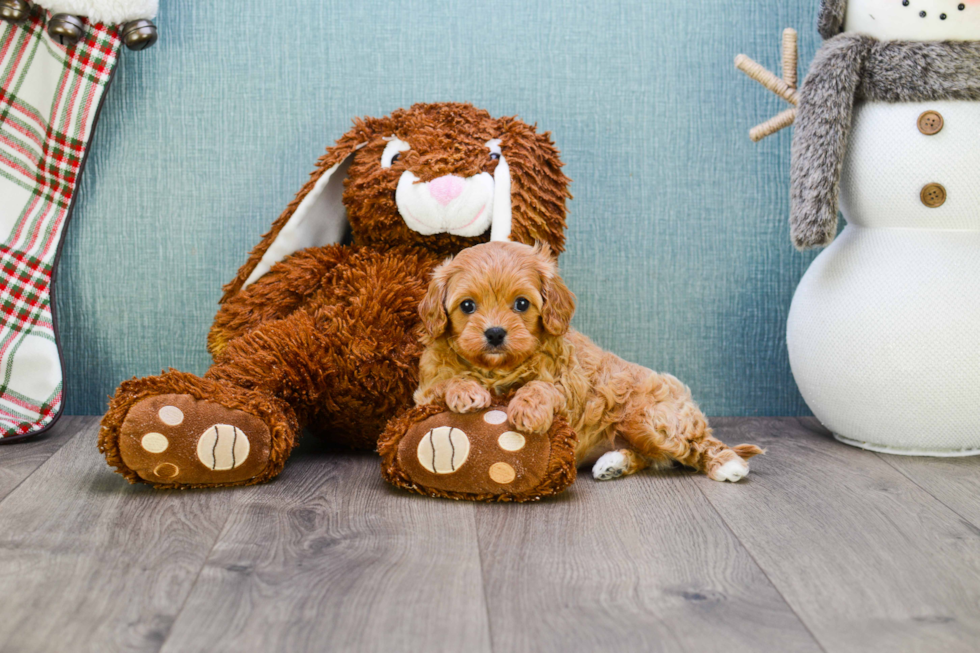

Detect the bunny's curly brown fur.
[{"left": 98, "top": 103, "right": 571, "bottom": 488}]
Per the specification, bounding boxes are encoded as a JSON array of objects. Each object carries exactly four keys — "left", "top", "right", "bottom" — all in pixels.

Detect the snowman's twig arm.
[
  {"left": 735, "top": 29, "right": 800, "bottom": 142},
  {"left": 735, "top": 55, "right": 800, "bottom": 106},
  {"left": 782, "top": 29, "right": 798, "bottom": 89},
  {"left": 751, "top": 108, "right": 798, "bottom": 142}
]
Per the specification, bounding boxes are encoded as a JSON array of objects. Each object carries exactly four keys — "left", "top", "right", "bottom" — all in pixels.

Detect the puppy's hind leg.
[
  {"left": 622, "top": 376, "right": 763, "bottom": 483},
  {"left": 592, "top": 449, "right": 649, "bottom": 481}
]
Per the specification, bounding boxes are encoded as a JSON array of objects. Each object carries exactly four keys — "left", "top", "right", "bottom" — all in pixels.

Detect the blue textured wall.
[{"left": 58, "top": 0, "right": 822, "bottom": 416}]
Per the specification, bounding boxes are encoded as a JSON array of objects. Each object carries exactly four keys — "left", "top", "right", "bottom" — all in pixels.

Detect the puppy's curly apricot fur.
[{"left": 415, "top": 242, "right": 763, "bottom": 482}]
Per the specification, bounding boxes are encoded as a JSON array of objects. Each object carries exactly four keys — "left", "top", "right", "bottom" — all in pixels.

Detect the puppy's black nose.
[{"left": 484, "top": 327, "right": 507, "bottom": 347}]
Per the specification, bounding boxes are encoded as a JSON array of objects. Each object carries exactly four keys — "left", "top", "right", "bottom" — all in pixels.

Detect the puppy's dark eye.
[
  {"left": 513, "top": 297, "right": 530, "bottom": 313},
  {"left": 489, "top": 152, "right": 500, "bottom": 161},
  {"left": 460, "top": 300, "right": 476, "bottom": 314}
]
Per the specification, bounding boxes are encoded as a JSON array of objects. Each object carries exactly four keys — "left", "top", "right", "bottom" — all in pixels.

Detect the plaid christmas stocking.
[{"left": 0, "top": 10, "right": 120, "bottom": 440}]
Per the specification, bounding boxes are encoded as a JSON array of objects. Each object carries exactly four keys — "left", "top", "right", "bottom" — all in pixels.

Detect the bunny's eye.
[
  {"left": 381, "top": 137, "right": 410, "bottom": 169},
  {"left": 486, "top": 138, "right": 503, "bottom": 162},
  {"left": 460, "top": 300, "right": 477, "bottom": 314}
]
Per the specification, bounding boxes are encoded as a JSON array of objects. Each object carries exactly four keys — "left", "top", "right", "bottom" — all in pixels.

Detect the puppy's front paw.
[
  {"left": 445, "top": 380, "right": 492, "bottom": 414},
  {"left": 709, "top": 458, "right": 750, "bottom": 483},
  {"left": 506, "top": 393, "right": 554, "bottom": 434},
  {"left": 593, "top": 451, "right": 629, "bottom": 481}
]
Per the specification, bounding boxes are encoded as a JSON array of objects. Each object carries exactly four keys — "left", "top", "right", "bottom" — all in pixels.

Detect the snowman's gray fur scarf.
[{"left": 790, "top": 34, "right": 980, "bottom": 249}]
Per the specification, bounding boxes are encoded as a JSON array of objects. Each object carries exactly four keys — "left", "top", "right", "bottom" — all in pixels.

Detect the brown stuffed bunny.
[{"left": 98, "top": 102, "right": 571, "bottom": 489}]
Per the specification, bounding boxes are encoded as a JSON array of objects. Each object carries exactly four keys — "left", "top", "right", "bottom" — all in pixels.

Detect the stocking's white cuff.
[{"left": 38, "top": 0, "right": 158, "bottom": 24}]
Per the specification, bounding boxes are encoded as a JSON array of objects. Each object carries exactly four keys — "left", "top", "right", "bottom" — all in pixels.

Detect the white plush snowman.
[{"left": 743, "top": 0, "right": 980, "bottom": 455}]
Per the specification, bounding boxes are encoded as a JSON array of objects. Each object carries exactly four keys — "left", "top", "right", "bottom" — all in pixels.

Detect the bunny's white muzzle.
[
  {"left": 396, "top": 172, "right": 495, "bottom": 238},
  {"left": 395, "top": 138, "right": 512, "bottom": 241}
]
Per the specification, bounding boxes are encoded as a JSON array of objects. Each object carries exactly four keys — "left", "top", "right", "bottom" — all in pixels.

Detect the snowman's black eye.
[
  {"left": 941, "top": 12, "right": 947, "bottom": 19},
  {"left": 903, "top": 0, "right": 910, "bottom": 6},
  {"left": 920, "top": 10, "right": 927, "bottom": 17},
  {"left": 460, "top": 300, "right": 476, "bottom": 314},
  {"left": 959, "top": 3, "right": 966, "bottom": 10}
]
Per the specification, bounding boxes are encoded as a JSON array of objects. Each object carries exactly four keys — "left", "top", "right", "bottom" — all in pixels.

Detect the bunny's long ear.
[
  {"left": 486, "top": 138, "right": 513, "bottom": 242},
  {"left": 494, "top": 118, "right": 571, "bottom": 254},
  {"left": 220, "top": 128, "right": 368, "bottom": 302}
]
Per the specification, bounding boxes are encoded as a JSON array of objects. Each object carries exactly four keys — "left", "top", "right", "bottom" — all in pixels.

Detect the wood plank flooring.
[{"left": 1, "top": 417, "right": 978, "bottom": 653}]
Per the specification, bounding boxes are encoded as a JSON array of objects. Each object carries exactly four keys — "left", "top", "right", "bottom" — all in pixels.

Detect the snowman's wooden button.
[
  {"left": 920, "top": 183, "right": 947, "bottom": 208},
  {"left": 917, "top": 111, "right": 944, "bottom": 136}
]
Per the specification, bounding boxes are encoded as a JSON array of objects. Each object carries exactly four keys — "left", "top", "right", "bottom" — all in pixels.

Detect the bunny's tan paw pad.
[
  {"left": 118, "top": 394, "right": 272, "bottom": 487},
  {"left": 379, "top": 402, "right": 578, "bottom": 502}
]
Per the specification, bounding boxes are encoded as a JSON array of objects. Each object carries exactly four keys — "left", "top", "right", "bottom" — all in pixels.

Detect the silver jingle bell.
[
  {"left": 0, "top": 0, "right": 31, "bottom": 24},
  {"left": 119, "top": 19, "right": 157, "bottom": 51},
  {"left": 48, "top": 13, "right": 84, "bottom": 45}
]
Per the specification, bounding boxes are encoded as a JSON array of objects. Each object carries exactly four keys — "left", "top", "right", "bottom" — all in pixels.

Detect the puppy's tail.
[{"left": 733, "top": 444, "right": 765, "bottom": 460}]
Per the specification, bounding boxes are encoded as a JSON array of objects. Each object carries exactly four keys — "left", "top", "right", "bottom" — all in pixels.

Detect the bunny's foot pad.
[
  {"left": 379, "top": 402, "right": 577, "bottom": 502},
  {"left": 117, "top": 394, "right": 273, "bottom": 487}
]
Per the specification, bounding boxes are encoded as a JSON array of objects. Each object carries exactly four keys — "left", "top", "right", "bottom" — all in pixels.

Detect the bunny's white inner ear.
[
  {"left": 487, "top": 139, "right": 512, "bottom": 242},
  {"left": 242, "top": 145, "right": 363, "bottom": 289}
]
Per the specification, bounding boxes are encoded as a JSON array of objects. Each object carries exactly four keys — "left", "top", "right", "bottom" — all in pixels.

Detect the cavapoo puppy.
[{"left": 414, "top": 241, "right": 763, "bottom": 482}]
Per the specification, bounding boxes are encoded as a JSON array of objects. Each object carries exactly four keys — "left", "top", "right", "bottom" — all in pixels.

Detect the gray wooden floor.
[{"left": 1, "top": 417, "right": 980, "bottom": 653}]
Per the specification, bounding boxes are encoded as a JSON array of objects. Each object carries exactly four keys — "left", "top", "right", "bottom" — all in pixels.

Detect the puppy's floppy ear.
[
  {"left": 534, "top": 244, "right": 576, "bottom": 336},
  {"left": 221, "top": 120, "right": 374, "bottom": 302},
  {"left": 419, "top": 259, "right": 453, "bottom": 338}
]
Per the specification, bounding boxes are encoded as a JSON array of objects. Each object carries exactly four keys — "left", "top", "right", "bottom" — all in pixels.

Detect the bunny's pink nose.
[{"left": 429, "top": 175, "right": 465, "bottom": 206}]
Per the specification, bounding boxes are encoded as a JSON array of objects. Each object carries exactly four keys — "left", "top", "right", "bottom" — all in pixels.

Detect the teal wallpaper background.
[{"left": 57, "top": 0, "right": 822, "bottom": 416}]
